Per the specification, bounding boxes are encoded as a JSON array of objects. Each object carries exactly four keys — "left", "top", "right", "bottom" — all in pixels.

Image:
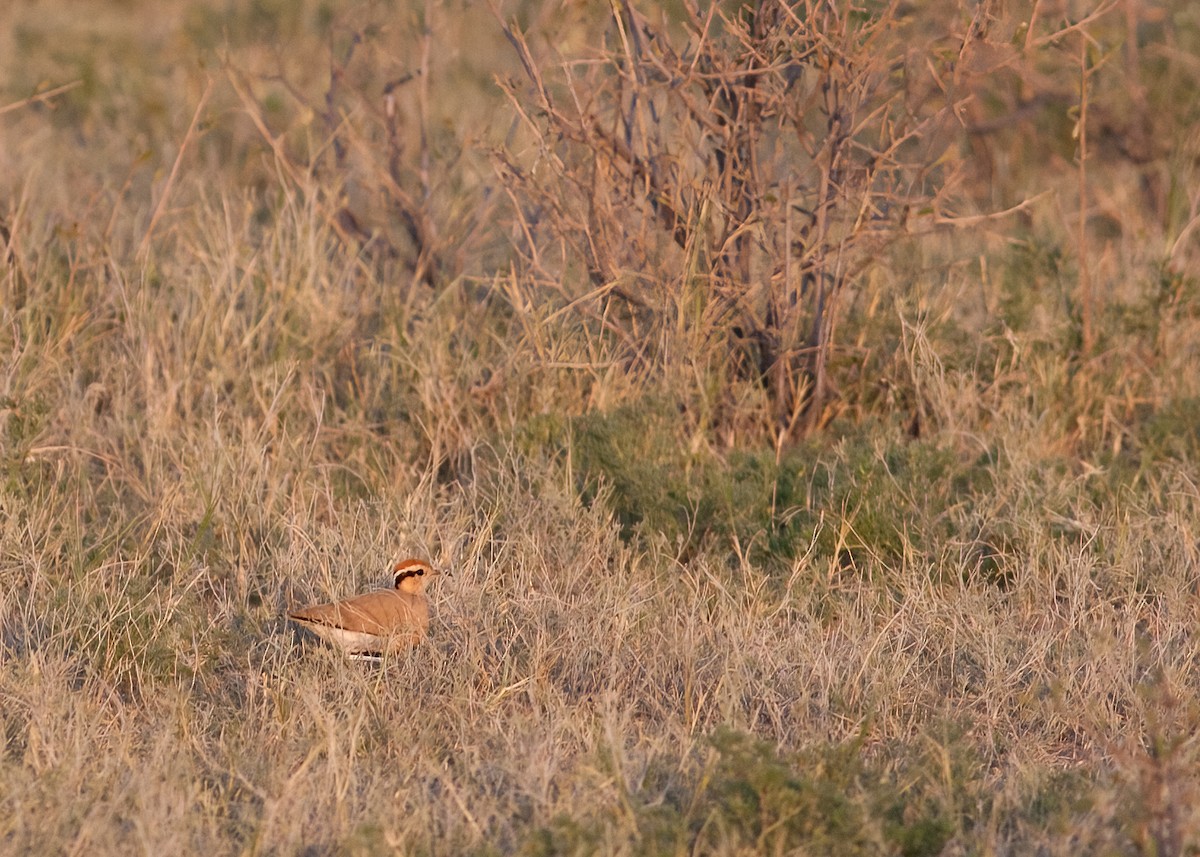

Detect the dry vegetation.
[{"left": 2, "top": 0, "right": 1200, "bottom": 854}]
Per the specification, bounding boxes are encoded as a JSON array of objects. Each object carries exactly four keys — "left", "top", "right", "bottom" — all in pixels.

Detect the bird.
[{"left": 288, "top": 558, "right": 440, "bottom": 660}]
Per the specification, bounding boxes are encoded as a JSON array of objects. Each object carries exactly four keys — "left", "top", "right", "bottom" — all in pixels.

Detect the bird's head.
[{"left": 392, "top": 558, "right": 439, "bottom": 593}]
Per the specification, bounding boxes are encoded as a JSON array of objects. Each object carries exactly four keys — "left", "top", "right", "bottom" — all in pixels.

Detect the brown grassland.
[{"left": 3, "top": 0, "right": 1200, "bottom": 853}]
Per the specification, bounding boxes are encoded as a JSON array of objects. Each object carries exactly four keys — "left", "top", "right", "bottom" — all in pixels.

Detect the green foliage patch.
[
  {"left": 521, "top": 725, "right": 984, "bottom": 856},
  {"left": 537, "top": 401, "right": 990, "bottom": 575}
]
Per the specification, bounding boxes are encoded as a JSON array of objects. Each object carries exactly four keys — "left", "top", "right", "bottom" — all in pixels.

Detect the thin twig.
[
  {"left": 137, "top": 78, "right": 215, "bottom": 260},
  {"left": 0, "top": 80, "right": 82, "bottom": 117},
  {"left": 934, "top": 191, "right": 1052, "bottom": 228}
]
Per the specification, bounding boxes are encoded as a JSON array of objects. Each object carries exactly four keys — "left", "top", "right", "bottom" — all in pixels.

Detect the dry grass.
[{"left": 2, "top": 0, "right": 1200, "bottom": 854}]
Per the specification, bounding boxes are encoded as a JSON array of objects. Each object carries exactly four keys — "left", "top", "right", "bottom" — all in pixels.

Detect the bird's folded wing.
[{"left": 289, "top": 591, "right": 421, "bottom": 636}]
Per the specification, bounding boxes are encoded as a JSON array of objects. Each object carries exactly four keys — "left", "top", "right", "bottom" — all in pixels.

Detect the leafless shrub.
[
  {"left": 491, "top": 0, "right": 968, "bottom": 442},
  {"left": 224, "top": 8, "right": 501, "bottom": 294}
]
